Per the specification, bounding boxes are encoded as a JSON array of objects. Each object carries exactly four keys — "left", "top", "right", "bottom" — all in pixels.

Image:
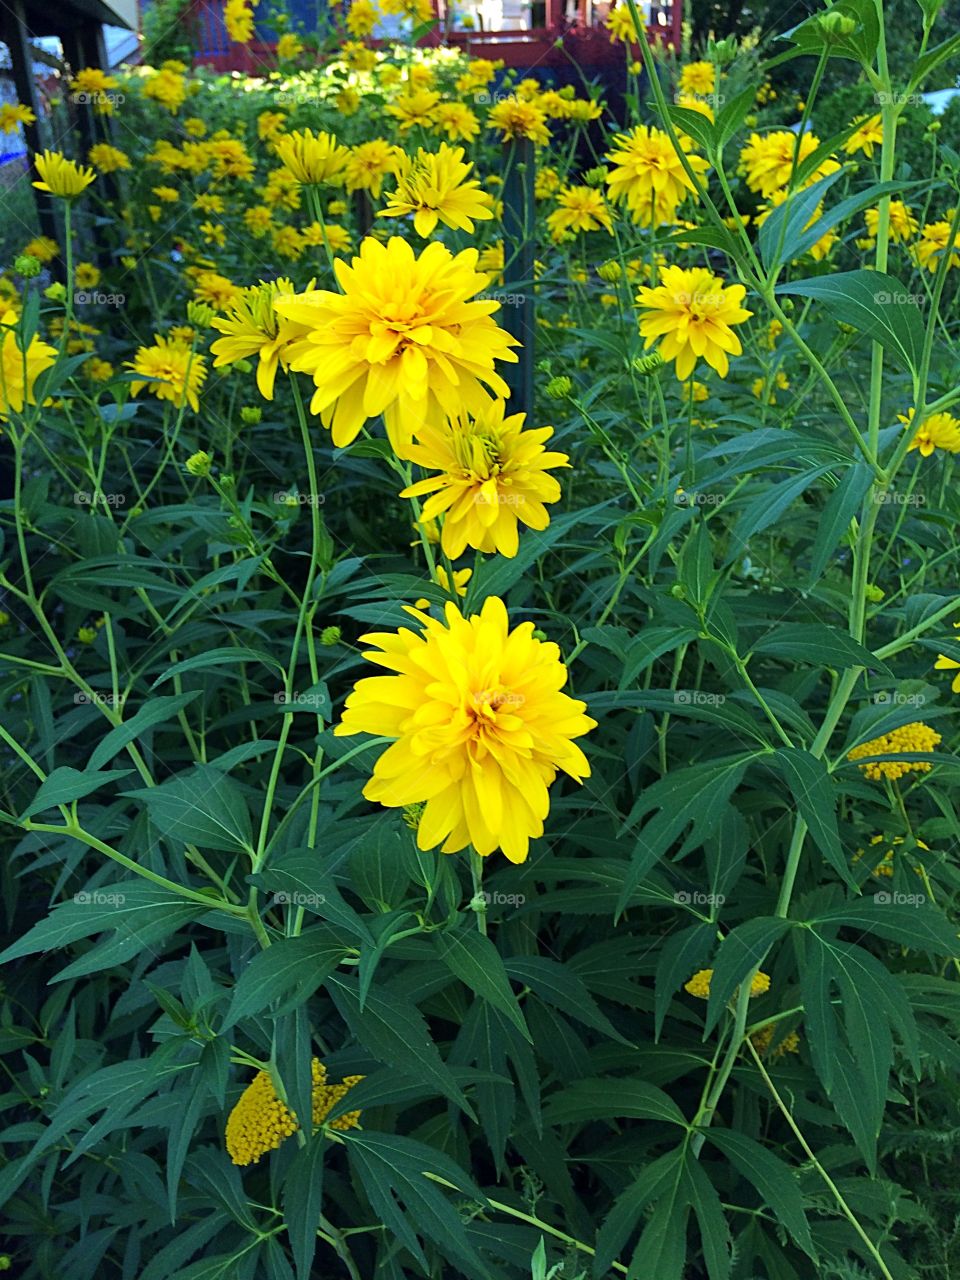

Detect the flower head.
[
  {"left": 387, "top": 89, "right": 441, "bottom": 133},
  {"left": 33, "top": 150, "right": 96, "bottom": 199},
  {"left": 679, "top": 61, "right": 715, "bottom": 96},
  {"left": 865, "top": 201, "right": 917, "bottom": 244},
  {"left": 400, "top": 399, "right": 569, "bottom": 559},
  {"left": 897, "top": 407, "right": 960, "bottom": 457},
  {"left": 843, "top": 113, "right": 883, "bottom": 158},
  {"left": 605, "top": 4, "right": 642, "bottom": 42},
  {"left": 126, "top": 335, "right": 207, "bottom": 412},
  {"left": 847, "top": 721, "right": 942, "bottom": 781},
  {"left": 380, "top": 143, "right": 494, "bottom": 238},
  {"left": 915, "top": 219, "right": 960, "bottom": 273},
  {"left": 273, "top": 129, "right": 349, "bottom": 186},
  {"left": 738, "top": 130, "right": 838, "bottom": 198},
  {"left": 488, "top": 98, "right": 551, "bottom": 145},
  {"left": 274, "top": 236, "right": 519, "bottom": 455},
  {"left": 346, "top": 139, "right": 398, "bottom": 197},
  {"left": 934, "top": 651, "right": 960, "bottom": 693},
  {"left": 546, "top": 186, "right": 614, "bottom": 241},
  {"left": 335, "top": 597, "right": 595, "bottom": 862},
  {"left": 0, "top": 311, "right": 57, "bottom": 420},
  {"left": 0, "top": 103, "right": 36, "bottom": 133},
  {"left": 684, "top": 969, "right": 771, "bottom": 999},
  {"left": 226, "top": 1059, "right": 363, "bottom": 1166},
  {"left": 605, "top": 125, "right": 709, "bottom": 227},
  {"left": 636, "top": 264, "right": 752, "bottom": 380},
  {"left": 224, "top": 0, "right": 257, "bottom": 41},
  {"left": 211, "top": 277, "right": 316, "bottom": 399}
]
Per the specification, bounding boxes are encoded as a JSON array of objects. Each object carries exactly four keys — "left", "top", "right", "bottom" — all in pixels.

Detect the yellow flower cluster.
[
  {"left": 853, "top": 834, "right": 929, "bottom": 878},
  {"left": 226, "top": 1059, "right": 363, "bottom": 1166},
  {"left": 684, "top": 970, "right": 772, "bottom": 999},
  {"left": 847, "top": 722, "right": 942, "bottom": 781}
]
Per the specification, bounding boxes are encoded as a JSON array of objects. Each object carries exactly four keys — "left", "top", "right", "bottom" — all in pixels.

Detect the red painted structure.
[{"left": 188, "top": 0, "right": 680, "bottom": 73}]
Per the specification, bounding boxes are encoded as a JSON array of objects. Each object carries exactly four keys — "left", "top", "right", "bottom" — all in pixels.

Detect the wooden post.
[
  {"left": 3, "top": 0, "right": 63, "bottom": 279},
  {"left": 500, "top": 136, "right": 535, "bottom": 420}
]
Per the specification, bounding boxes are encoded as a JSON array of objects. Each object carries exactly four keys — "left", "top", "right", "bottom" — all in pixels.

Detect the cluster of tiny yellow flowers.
[
  {"left": 750, "top": 1025, "right": 800, "bottom": 1059},
  {"left": 853, "top": 834, "right": 929, "bottom": 878},
  {"left": 847, "top": 722, "right": 942, "bottom": 781},
  {"left": 225, "top": 1059, "right": 363, "bottom": 1166},
  {"left": 684, "top": 969, "right": 771, "bottom": 999}
]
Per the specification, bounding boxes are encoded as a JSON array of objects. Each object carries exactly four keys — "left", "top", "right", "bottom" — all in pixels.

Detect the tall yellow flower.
[
  {"left": 604, "top": 125, "right": 708, "bottom": 227},
  {"left": 897, "top": 407, "right": 960, "bottom": 457},
  {"left": 224, "top": 0, "right": 257, "bottom": 42},
  {"left": 69, "top": 67, "right": 120, "bottom": 114},
  {"left": 211, "top": 278, "right": 315, "bottom": 398},
  {"left": 400, "top": 400, "right": 569, "bottom": 558},
  {"left": 605, "top": 4, "right": 642, "bottom": 42},
  {"left": 843, "top": 113, "right": 883, "bottom": 158},
  {"left": 346, "top": 139, "right": 398, "bottom": 197},
  {"left": 0, "top": 311, "right": 57, "bottom": 420},
  {"left": 847, "top": 722, "right": 941, "bottom": 781},
  {"left": 379, "top": 143, "right": 494, "bottom": 238},
  {"left": 345, "top": 0, "right": 380, "bottom": 36},
  {"left": 273, "top": 129, "right": 349, "bottom": 186},
  {"left": 0, "top": 103, "right": 36, "bottom": 133},
  {"left": 434, "top": 101, "right": 481, "bottom": 142},
  {"left": 126, "top": 335, "right": 207, "bottom": 412},
  {"left": 386, "top": 89, "right": 441, "bottom": 133},
  {"left": 738, "top": 130, "right": 839, "bottom": 198},
  {"left": 678, "top": 61, "right": 715, "bottom": 96},
  {"left": 636, "top": 264, "right": 752, "bottom": 380},
  {"left": 335, "top": 596, "right": 596, "bottom": 862},
  {"left": 546, "top": 186, "right": 614, "bottom": 241},
  {"left": 915, "top": 219, "right": 960, "bottom": 273},
  {"left": 226, "top": 1059, "right": 362, "bottom": 1166},
  {"left": 487, "top": 98, "right": 550, "bottom": 145},
  {"left": 32, "top": 150, "right": 96, "bottom": 199},
  {"left": 865, "top": 201, "right": 917, "bottom": 244},
  {"left": 274, "top": 236, "right": 519, "bottom": 455}
]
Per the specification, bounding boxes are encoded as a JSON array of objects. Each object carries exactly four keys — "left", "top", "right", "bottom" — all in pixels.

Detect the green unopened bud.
[
  {"left": 44, "top": 281, "right": 66, "bottom": 302},
  {"left": 535, "top": 358, "right": 553, "bottom": 374},
  {"left": 0, "top": 1254, "right": 11, "bottom": 1270},
  {"left": 14, "top": 253, "right": 41, "bottom": 278},
  {"left": 670, "top": 583, "right": 686, "bottom": 599},
  {"left": 817, "top": 9, "right": 857, "bottom": 38},
  {"left": 583, "top": 165, "right": 608, "bottom": 188},
  {"left": 234, "top": 358, "right": 253, "bottom": 374},
  {"left": 597, "top": 259, "right": 622, "bottom": 282},
  {"left": 711, "top": 35, "right": 737, "bottom": 66},
  {"left": 532, "top": 628, "right": 548, "bottom": 641},
  {"left": 633, "top": 351, "right": 664, "bottom": 375},
  {"left": 240, "top": 405, "right": 262, "bottom": 425},
  {"left": 185, "top": 450, "right": 212, "bottom": 477},
  {"left": 864, "top": 583, "right": 884, "bottom": 603},
  {"left": 186, "top": 299, "right": 215, "bottom": 328},
  {"left": 320, "top": 625, "right": 341, "bottom": 646},
  {"left": 545, "top": 374, "right": 572, "bottom": 399}
]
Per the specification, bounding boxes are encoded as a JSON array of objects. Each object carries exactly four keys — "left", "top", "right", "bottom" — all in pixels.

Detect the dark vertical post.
[
  {"left": 3, "top": 0, "right": 63, "bottom": 278},
  {"left": 500, "top": 136, "right": 535, "bottom": 420}
]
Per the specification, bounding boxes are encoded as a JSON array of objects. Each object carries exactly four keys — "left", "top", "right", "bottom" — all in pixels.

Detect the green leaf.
[
  {"left": 655, "top": 923, "right": 717, "bottom": 1038},
  {"left": 677, "top": 522, "right": 718, "bottom": 609},
  {"left": 809, "top": 899, "right": 960, "bottom": 955},
  {"left": 793, "top": 180, "right": 926, "bottom": 262},
  {"left": 704, "top": 918, "right": 793, "bottom": 1035},
  {"left": 223, "top": 928, "right": 348, "bottom": 1028},
  {"left": 542, "top": 1077, "right": 687, "bottom": 1127},
  {"left": 683, "top": 1156, "right": 733, "bottom": 1280},
  {"left": 329, "top": 976, "right": 475, "bottom": 1117},
  {"left": 151, "top": 646, "right": 284, "bottom": 686},
  {"left": 770, "top": 749, "right": 855, "bottom": 888},
  {"left": 758, "top": 168, "right": 845, "bottom": 270},
  {"left": 627, "top": 1189, "right": 690, "bottom": 1280},
  {"left": 341, "top": 1130, "right": 490, "bottom": 1280},
  {"left": 21, "top": 766, "right": 132, "bottom": 819},
  {"left": 805, "top": 462, "right": 874, "bottom": 586},
  {"left": 705, "top": 1130, "right": 816, "bottom": 1258},
  {"left": 594, "top": 1148, "right": 686, "bottom": 1278},
  {"left": 435, "top": 928, "right": 531, "bottom": 1042},
  {"left": 248, "top": 850, "right": 374, "bottom": 945},
  {"left": 504, "top": 955, "right": 631, "bottom": 1045},
  {"left": 751, "top": 623, "right": 885, "bottom": 671},
  {"left": 349, "top": 822, "right": 413, "bottom": 910},
  {"left": 282, "top": 1132, "right": 326, "bottom": 1280},
  {"left": 125, "top": 763, "right": 254, "bottom": 853},
  {"left": 726, "top": 464, "right": 836, "bottom": 555},
  {"left": 88, "top": 692, "right": 202, "bottom": 771},
  {"left": 777, "top": 271, "right": 925, "bottom": 374}
]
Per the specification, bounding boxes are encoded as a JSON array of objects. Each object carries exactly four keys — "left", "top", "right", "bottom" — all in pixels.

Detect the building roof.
[{"left": 15, "top": 0, "right": 136, "bottom": 35}]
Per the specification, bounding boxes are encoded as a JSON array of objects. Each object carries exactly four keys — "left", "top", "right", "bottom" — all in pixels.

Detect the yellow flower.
[
  {"left": 605, "top": 4, "right": 642, "bottom": 42},
  {"left": 400, "top": 400, "right": 569, "bottom": 558},
  {"left": 934, "top": 653, "right": 960, "bottom": 693},
  {"left": 738, "top": 130, "right": 838, "bottom": 198},
  {"left": 211, "top": 277, "right": 315, "bottom": 399},
  {"left": 865, "top": 201, "right": 917, "bottom": 244},
  {"left": 75, "top": 262, "right": 100, "bottom": 289},
  {"left": 185, "top": 450, "right": 212, "bottom": 477},
  {"left": 274, "top": 236, "right": 519, "bottom": 455},
  {"left": 272, "top": 225, "right": 304, "bottom": 259},
  {"left": 70, "top": 67, "right": 119, "bottom": 113},
  {"left": 684, "top": 969, "right": 771, "bottom": 999},
  {"left": 85, "top": 357, "right": 114, "bottom": 382},
  {"left": 535, "top": 166, "right": 561, "bottom": 199},
  {"left": 244, "top": 204, "right": 274, "bottom": 235},
  {"left": 346, "top": 139, "right": 398, "bottom": 197},
  {"left": 853, "top": 833, "right": 929, "bottom": 878},
  {"left": 226, "top": 1059, "right": 363, "bottom": 1166},
  {"left": 434, "top": 101, "right": 480, "bottom": 142},
  {"left": 0, "top": 311, "right": 57, "bottom": 420},
  {"left": 224, "top": 0, "right": 257, "bottom": 41},
  {"left": 547, "top": 186, "right": 613, "bottom": 241},
  {"left": 276, "top": 32, "right": 303, "bottom": 58},
  {"left": 345, "top": 0, "right": 380, "bottom": 35},
  {"left": 679, "top": 61, "right": 715, "bottom": 96},
  {"left": 0, "top": 103, "right": 36, "bottom": 133},
  {"left": 273, "top": 128, "right": 349, "bottom": 186},
  {"left": 843, "top": 113, "right": 883, "bottom": 158},
  {"left": 434, "top": 564, "right": 472, "bottom": 596},
  {"left": 387, "top": 89, "right": 441, "bottom": 133},
  {"left": 488, "top": 98, "right": 550, "bottom": 145},
  {"left": 88, "top": 143, "right": 130, "bottom": 173},
  {"left": 847, "top": 721, "right": 942, "bottom": 781},
  {"left": 257, "top": 110, "right": 286, "bottom": 141},
  {"left": 897, "top": 407, "right": 960, "bottom": 457},
  {"left": 194, "top": 193, "right": 225, "bottom": 214},
  {"left": 183, "top": 116, "right": 207, "bottom": 137},
  {"left": 33, "top": 150, "right": 96, "bottom": 199},
  {"left": 380, "top": 143, "right": 494, "bottom": 238},
  {"left": 751, "top": 1025, "right": 800, "bottom": 1060},
  {"left": 336, "top": 87, "right": 361, "bottom": 115},
  {"left": 334, "top": 596, "right": 595, "bottom": 862},
  {"left": 126, "top": 335, "right": 207, "bottom": 412},
  {"left": 192, "top": 270, "right": 244, "bottom": 311},
  {"left": 143, "top": 68, "right": 187, "bottom": 113},
  {"left": 915, "top": 219, "right": 960, "bottom": 272},
  {"left": 264, "top": 166, "right": 301, "bottom": 209},
  {"left": 636, "top": 264, "right": 752, "bottom": 381},
  {"left": 605, "top": 125, "right": 709, "bottom": 227}
]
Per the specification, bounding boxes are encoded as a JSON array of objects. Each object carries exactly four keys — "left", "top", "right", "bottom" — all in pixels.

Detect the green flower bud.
[
  {"left": 44, "top": 281, "right": 66, "bottom": 302},
  {"left": 633, "top": 351, "right": 664, "bottom": 375},
  {"left": 532, "top": 628, "right": 548, "bottom": 641},
  {"left": 240, "top": 405, "right": 262, "bottom": 425},
  {"left": 545, "top": 375, "right": 572, "bottom": 399},
  {"left": 320, "top": 625, "right": 341, "bottom": 646},
  {"left": 14, "top": 253, "right": 41, "bottom": 278},
  {"left": 185, "top": 450, "right": 212, "bottom": 477}
]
